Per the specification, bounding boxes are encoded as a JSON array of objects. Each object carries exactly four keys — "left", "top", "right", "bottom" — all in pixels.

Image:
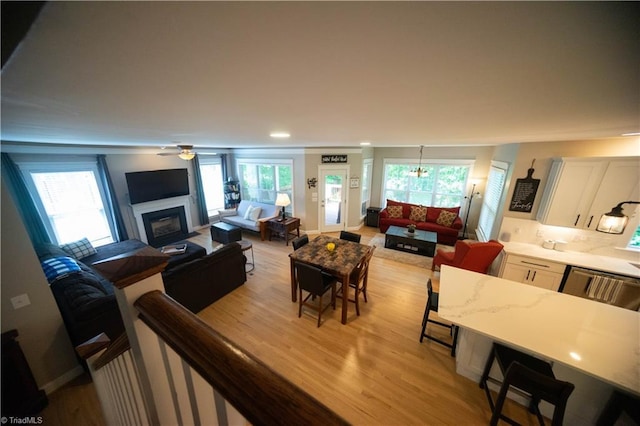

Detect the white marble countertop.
[
  {"left": 438, "top": 265, "right": 640, "bottom": 395},
  {"left": 501, "top": 241, "right": 640, "bottom": 278}
]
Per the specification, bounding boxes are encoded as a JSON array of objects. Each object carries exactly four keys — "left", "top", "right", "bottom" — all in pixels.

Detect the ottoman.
[
  {"left": 164, "top": 241, "right": 207, "bottom": 271},
  {"left": 210, "top": 222, "right": 242, "bottom": 244}
]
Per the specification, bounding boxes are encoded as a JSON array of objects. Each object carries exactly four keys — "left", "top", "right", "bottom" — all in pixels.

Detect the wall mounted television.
[{"left": 125, "top": 168, "right": 190, "bottom": 205}]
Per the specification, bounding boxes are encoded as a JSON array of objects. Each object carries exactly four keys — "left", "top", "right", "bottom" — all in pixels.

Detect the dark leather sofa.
[{"left": 36, "top": 239, "right": 247, "bottom": 353}]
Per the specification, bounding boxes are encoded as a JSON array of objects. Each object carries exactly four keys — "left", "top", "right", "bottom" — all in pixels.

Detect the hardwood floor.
[{"left": 42, "top": 225, "right": 540, "bottom": 425}]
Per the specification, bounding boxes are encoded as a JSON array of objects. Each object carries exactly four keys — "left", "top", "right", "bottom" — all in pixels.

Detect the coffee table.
[{"left": 384, "top": 225, "right": 437, "bottom": 257}]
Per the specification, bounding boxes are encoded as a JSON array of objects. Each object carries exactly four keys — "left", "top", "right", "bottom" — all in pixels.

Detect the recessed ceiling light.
[
  {"left": 270, "top": 132, "right": 290, "bottom": 139},
  {"left": 360, "top": 141, "right": 371, "bottom": 146}
]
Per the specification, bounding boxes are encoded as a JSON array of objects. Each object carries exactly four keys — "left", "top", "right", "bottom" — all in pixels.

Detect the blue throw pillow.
[{"left": 41, "top": 256, "right": 82, "bottom": 283}]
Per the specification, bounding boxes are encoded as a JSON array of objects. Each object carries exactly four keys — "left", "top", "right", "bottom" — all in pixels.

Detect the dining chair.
[
  {"left": 292, "top": 235, "right": 309, "bottom": 250},
  {"left": 480, "top": 342, "right": 575, "bottom": 426},
  {"left": 338, "top": 245, "right": 376, "bottom": 316},
  {"left": 339, "top": 231, "right": 362, "bottom": 243},
  {"left": 419, "top": 278, "right": 458, "bottom": 356},
  {"left": 296, "top": 262, "right": 338, "bottom": 327}
]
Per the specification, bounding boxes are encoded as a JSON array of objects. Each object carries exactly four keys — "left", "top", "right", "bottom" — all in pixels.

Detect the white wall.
[{"left": 1, "top": 178, "right": 80, "bottom": 390}]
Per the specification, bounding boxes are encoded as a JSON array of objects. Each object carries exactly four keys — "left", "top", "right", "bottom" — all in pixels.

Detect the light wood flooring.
[{"left": 41, "top": 226, "right": 541, "bottom": 425}]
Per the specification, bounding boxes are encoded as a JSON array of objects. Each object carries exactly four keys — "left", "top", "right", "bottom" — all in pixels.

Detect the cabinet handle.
[
  {"left": 532, "top": 271, "right": 537, "bottom": 281},
  {"left": 587, "top": 215, "right": 593, "bottom": 228},
  {"left": 574, "top": 214, "right": 580, "bottom": 226},
  {"left": 526, "top": 270, "right": 530, "bottom": 281},
  {"left": 521, "top": 261, "right": 549, "bottom": 268}
]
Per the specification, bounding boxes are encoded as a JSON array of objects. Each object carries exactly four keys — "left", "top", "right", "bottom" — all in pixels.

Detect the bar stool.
[
  {"left": 479, "top": 342, "right": 574, "bottom": 426},
  {"left": 419, "top": 278, "right": 458, "bottom": 356}
]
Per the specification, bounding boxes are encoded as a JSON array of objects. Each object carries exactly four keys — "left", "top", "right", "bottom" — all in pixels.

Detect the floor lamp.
[{"left": 461, "top": 182, "right": 481, "bottom": 239}]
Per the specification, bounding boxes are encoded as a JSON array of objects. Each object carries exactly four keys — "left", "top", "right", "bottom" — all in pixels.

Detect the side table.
[
  {"left": 238, "top": 240, "right": 255, "bottom": 273},
  {"left": 267, "top": 217, "right": 300, "bottom": 246}
]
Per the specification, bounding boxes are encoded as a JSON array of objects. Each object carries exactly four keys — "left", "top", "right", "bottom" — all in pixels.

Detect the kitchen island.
[{"left": 438, "top": 265, "right": 639, "bottom": 424}]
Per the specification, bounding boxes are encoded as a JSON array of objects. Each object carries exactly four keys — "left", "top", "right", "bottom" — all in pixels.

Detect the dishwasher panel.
[{"left": 560, "top": 266, "right": 640, "bottom": 311}]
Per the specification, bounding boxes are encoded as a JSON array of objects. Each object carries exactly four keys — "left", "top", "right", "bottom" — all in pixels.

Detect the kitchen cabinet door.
[
  {"left": 501, "top": 263, "right": 563, "bottom": 291},
  {"left": 584, "top": 160, "right": 640, "bottom": 230},
  {"left": 537, "top": 159, "right": 606, "bottom": 228}
]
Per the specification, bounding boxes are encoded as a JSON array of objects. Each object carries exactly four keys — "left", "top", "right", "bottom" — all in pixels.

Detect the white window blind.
[{"left": 477, "top": 162, "right": 508, "bottom": 241}]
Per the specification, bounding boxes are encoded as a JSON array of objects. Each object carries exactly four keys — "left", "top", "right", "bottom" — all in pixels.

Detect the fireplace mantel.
[{"left": 131, "top": 196, "right": 193, "bottom": 244}]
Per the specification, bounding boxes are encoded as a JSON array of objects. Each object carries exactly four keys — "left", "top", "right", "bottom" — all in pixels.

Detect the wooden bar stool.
[{"left": 479, "top": 342, "right": 574, "bottom": 426}]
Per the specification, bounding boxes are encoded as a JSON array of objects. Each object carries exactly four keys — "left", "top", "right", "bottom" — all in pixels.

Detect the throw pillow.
[
  {"left": 41, "top": 256, "right": 82, "bottom": 283},
  {"left": 243, "top": 205, "right": 256, "bottom": 220},
  {"left": 387, "top": 205, "right": 403, "bottom": 219},
  {"left": 409, "top": 205, "right": 428, "bottom": 222},
  {"left": 436, "top": 210, "right": 457, "bottom": 227},
  {"left": 248, "top": 206, "right": 262, "bottom": 221},
  {"left": 60, "top": 237, "right": 97, "bottom": 260},
  {"left": 219, "top": 208, "right": 237, "bottom": 217}
]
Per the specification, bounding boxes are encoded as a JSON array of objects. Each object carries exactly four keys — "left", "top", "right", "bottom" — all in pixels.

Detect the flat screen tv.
[{"left": 126, "top": 168, "right": 189, "bottom": 205}]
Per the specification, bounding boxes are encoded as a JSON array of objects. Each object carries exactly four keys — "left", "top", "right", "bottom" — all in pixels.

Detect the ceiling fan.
[{"left": 157, "top": 144, "right": 199, "bottom": 160}]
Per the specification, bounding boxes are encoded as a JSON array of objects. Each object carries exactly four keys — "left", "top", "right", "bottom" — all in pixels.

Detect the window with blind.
[
  {"left": 361, "top": 159, "right": 373, "bottom": 216},
  {"left": 477, "top": 161, "right": 508, "bottom": 242}
]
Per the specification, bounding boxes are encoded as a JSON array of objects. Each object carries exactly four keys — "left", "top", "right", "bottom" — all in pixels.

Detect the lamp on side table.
[{"left": 275, "top": 193, "right": 291, "bottom": 221}]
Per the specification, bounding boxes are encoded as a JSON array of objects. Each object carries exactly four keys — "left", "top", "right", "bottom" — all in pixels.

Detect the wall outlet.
[{"left": 11, "top": 293, "right": 31, "bottom": 310}]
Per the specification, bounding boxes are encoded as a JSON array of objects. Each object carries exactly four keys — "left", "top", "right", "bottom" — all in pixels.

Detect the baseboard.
[{"left": 41, "top": 364, "right": 84, "bottom": 395}]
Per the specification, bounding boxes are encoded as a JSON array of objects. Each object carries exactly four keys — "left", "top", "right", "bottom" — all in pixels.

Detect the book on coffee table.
[{"left": 161, "top": 244, "right": 187, "bottom": 255}]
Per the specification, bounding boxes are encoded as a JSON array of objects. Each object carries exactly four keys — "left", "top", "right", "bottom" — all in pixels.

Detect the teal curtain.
[
  {"left": 1, "top": 153, "right": 51, "bottom": 245},
  {"left": 97, "top": 155, "right": 129, "bottom": 241},
  {"left": 220, "top": 153, "right": 228, "bottom": 181},
  {"left": 192, "top": 155, "right": 210, "bottom": 226}
]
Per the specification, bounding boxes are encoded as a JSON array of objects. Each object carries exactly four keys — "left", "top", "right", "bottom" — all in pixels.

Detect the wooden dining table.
[{"left": 289, "top": 235, "right": 372, "bottom": 324}]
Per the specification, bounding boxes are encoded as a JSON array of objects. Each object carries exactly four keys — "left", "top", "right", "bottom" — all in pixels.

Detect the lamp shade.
[
  {"left": 596, "top": 201, "right": 639, "bottom": 234},
  {"left": 275, "top": 193, "right": 291, "bottom": 207},
  {"left": 178, "top": 151, "right": 195, "bottom": 160}
]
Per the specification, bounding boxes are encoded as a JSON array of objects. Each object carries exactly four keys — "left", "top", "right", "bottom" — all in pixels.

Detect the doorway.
[{"left": 318, "top": 165, "right": 349, "bottom": 233}]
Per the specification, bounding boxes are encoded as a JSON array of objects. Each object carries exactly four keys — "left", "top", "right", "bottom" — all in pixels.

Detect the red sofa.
[{"left": 378, "top": 199, "right": 462, "bottom": 246}]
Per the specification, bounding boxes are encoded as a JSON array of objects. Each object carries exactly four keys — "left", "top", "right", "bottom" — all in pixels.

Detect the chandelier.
[{"left": 409, "top": 145, "right": 426, "bottom": 178}]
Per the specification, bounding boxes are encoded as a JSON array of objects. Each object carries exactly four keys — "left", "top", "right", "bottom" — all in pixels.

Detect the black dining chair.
[
  {"left": 339, "top": 231, "right": 361, "bottom": 243},
  {"left": 480, "top": 342, "right": 575, "bottom": 426},
  {"left": 419, "top": 278, "right": 458, "bottom": 356},
  {"left": 296, "top": 262, "right": 338, "bottom": 327},
  {"left": 292, "top": 235, "right": 309, "bottom": 250},
  {"left": 338, "top": 246, "right": 376, "bottom": 316}
]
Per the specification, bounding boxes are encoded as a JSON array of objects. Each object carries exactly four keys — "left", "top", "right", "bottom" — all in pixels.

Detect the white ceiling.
[{"left": 1, "top": 1, "right": 639, "bottom": 152}]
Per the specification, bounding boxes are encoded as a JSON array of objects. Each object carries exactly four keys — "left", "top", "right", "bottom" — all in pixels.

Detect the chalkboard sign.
[{"left": 509, "top": 163, "right": 540, "bottom": 212}]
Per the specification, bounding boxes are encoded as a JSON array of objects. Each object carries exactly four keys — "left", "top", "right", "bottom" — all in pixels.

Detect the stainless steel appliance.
[{"left": 560, "top": 266, "right": 640, "bottom": 311}]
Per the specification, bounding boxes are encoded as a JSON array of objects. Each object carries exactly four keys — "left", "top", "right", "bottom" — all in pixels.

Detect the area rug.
[{"left": 367, "top": 234, "right": 453, "bottom": 269}]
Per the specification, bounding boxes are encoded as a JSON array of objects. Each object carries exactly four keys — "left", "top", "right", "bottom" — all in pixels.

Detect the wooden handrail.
[
  {"left": 135, "top": 290, "right": 350, "bottom": 426},
  {"left": 76, "top": 332, "right": 132, "bottom": 371}
]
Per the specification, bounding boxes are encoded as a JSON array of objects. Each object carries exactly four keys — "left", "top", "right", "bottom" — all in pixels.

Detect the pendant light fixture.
[
  {"left": 596, "top": 201, "right": 640, "bottom": 234},
  {"left": 409, "top": 145, "right": 426, "bottom": 178}
]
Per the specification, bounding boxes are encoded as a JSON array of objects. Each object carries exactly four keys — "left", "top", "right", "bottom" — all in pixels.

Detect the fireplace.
[{"left": 142, "top": 207, "right": 189, "bottom": 247}]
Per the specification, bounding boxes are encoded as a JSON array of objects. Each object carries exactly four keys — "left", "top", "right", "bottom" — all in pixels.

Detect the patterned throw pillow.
[
  {"left": 40, "top": 256, "right": 82, "bottom": 283},
  {"left": 436, "top": 210, "right": 457, "bottom": 227},
  {"left": 60, "top": 237, "right": 97, "bottom": 260},
  {"left": 409, "top": 205, "right": 428, "bottom": 222},
  {"left": 386, "top": 205, "right": 403, "bottom": 219}
]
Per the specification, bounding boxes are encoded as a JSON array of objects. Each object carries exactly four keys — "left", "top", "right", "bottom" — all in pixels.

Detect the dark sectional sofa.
[
  {"left": 36, "top": 239, "right": 246, "bottom": 354},
  {"left": 378, "top": 199, "right": 463, "bottom": 246}
]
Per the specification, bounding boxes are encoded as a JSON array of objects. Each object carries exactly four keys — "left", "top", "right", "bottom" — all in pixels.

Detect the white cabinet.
[
  {"left": 537, "top": 157, "right": 640, "bottom": 229},
  {"left": 536, "top": 159, "right": 606, "bottom": 228},
  {"left": 500, "top": 254, "right": 566, "bottom": 291}
]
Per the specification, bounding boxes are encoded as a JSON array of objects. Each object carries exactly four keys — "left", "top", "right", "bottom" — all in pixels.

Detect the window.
[
  {"left": 237, "top": 159, "right": 293, "bottom": 213},
  {"left": 20, "top": 161, "right": 115, "bottom": 247},
  {"left": 477, "top": 161, "right": 508, "bottom": 242},
  {"left": 382, "top": 160, "right": 472, "bottom": 207},
  {"left": 628, "top": 225, "right": 640, "bottom": 250},
  {"left": 361, "top": 159, "right": 373, "bottom": 216},
  {"left": 198, "top": 157, "right": 224, "bottom": 216}
]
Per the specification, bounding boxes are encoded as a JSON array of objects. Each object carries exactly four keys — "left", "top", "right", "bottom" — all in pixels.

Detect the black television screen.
[{"left": 126, "top": 168, "right": 189, "bottom": 204}]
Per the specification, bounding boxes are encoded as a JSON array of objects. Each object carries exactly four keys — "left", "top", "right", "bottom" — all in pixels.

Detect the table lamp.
[{"left": 275, "top": 193, "right": 291, "bottom": 221}]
